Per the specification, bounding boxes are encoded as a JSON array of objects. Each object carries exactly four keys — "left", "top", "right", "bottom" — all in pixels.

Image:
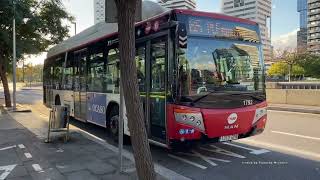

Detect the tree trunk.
[
  {"left": 115, "top": 0, "right": 156, "bottom": 180},
  {"left": 0, "top": 60, "right": 12, "bottom": 107}
]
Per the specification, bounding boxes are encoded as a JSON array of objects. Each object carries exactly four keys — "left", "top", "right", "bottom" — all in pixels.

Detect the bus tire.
[
  {"left": 55, "top": 95, "right": 61, "bottom": 105},
  {"left": 109, "top": 107, "right": 119, "bottom": 142}
]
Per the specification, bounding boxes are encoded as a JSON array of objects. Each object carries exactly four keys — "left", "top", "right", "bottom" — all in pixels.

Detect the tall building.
[
  {"left": 307, "top": 0, "right": 320, "bottom": 54},
  {"left": 158, "top": 0, "right": 196, "bottom": 10},
  {"left": 297, "top": 0, "right": 308, "bottom": 52},
  {"left": 221, "top": 0, "right": 272, "bottom": 62},
  {"left": 94, "top": 0, "right": 105, "bottom": 24}
]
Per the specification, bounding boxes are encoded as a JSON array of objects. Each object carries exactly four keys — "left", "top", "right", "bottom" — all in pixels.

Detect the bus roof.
[
  {"left": 174, "top": 9, "right": 258, "bottom": 26},
  {"left": 47, "top": 2, "right": 259, "bottom": 59}
]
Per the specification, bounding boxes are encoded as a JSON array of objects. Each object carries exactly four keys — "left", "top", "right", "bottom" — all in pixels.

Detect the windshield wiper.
[{"left": 190, "top": 91, "right": 216, "bottom": 105}]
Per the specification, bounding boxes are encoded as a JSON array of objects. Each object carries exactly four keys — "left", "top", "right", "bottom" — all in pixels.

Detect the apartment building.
[
  {"left": 158, "top": 0, "right": 196, "bottom": 10},
  {"left": 222, "top": 0, "right": 272, "bottom": 62},
  {"left": 298, "top": 0, "right": 308, "bottom": 52},
  {"left": 307, "top": 0, "right": 320, "bottom": 54}
]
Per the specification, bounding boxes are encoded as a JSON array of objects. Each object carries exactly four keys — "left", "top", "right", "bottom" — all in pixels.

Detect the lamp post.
[
  {"left": 12, "top": 0, "right": 17, "bottom": 110},
  {"left": 71, "top": 22, "right": 76, "bottom": 35}
]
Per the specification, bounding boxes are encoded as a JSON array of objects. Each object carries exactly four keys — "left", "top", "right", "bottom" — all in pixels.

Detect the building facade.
[
  {"left": 297, "top": 0, "right": 308, "bottom": 52},
  {"left": 307, "top": 0, "right": 320, "bottom": 54},
  {"left": 158, "top": 0, "right": 196, "bottom": 10},
  {"left": 94, "top": 0, "right": 105, "bottom": 24},
  {"left": 222, "top": 0, "right": 272, "bottom": 62}
]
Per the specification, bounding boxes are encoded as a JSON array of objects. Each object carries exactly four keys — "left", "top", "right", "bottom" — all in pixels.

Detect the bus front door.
[{"left": 147, "top": 36, "right": 168, "bottom": 143}]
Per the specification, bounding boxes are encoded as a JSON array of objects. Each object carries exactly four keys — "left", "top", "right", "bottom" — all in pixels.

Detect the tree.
[
  {"left": 267, "top": 61, "right": 288, "bottom": 77},
  {"left": 296, "top": 53, "right": 320, "bottom": 78},
  {"left": 114, "top": 0, "right": 156, "bottom": 179},
  {"left": 0, "top": 0, "right": 73, "bottom": 107}
]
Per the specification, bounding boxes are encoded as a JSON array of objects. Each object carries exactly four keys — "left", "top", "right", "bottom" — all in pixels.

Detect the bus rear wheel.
[{"left": 109, "top": 107, "right": 119, "bottom": 142}]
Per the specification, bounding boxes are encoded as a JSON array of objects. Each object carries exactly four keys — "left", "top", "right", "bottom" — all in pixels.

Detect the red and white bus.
[{"left": 43, "top": 3, "right": 267, "bottom": 148}]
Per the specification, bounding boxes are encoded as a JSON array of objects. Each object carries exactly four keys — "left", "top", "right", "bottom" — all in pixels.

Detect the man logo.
[{"left": 227, "top": 113, "right": 238, "bottom": 125}]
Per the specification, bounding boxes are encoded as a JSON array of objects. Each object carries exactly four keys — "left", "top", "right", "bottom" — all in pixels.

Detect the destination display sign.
[{"left": 188, "top": 17, "right": 260, "bottom": 43}]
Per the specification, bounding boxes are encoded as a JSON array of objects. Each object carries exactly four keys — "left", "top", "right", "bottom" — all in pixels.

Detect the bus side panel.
[
  {"left": 87, "top": 92, "right": 107, "bottom": 127},
  {"left": 105, "top": 93, "right": 130, "bottom": 136},
  {"left": 62, "top": 90, "right": 75, "bottom": 117}
]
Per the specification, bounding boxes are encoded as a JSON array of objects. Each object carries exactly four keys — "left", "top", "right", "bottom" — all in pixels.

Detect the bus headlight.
[{"left": 174, "top": 112, "right": 205, "bottom": 132}]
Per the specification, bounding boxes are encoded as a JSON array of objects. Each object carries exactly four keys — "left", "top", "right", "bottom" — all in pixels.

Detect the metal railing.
[{"left": 267, "top": 82, "right": 320, "bottom": 90}]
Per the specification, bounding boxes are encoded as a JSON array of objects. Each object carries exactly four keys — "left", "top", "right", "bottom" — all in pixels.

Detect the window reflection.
[{"left": 178, "top": 37, "right": 263, "bottom": 97}]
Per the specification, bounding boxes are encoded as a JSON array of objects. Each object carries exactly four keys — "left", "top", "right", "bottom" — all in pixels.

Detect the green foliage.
[
  {"left": 0, "top": 0, "right": 73, "bottom": 67},
  {"left": 269, "top": 51, "right": 320, "bottom": 78},
  {"left": 267, "top": 62, "right": 288, "bottom": 76},
  {"left": 296, "top": 53, "right": 320, "bottom": 78}
]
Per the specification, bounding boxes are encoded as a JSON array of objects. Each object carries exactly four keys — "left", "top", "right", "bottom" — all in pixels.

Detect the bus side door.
[{"left": 73, "top": 50, "right": 88, "bottom": 122}]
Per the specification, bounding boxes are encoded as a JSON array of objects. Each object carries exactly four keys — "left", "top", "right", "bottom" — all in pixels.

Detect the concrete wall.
[{"left": 266, "top": 89, "right": 320, "bottom": 106}]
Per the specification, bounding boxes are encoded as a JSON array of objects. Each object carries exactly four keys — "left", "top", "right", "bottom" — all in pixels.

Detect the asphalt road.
[{"left": 1, "top": 87, "right": 320, "bottom": 180}]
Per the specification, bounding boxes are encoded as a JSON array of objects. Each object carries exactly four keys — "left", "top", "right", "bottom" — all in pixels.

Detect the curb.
[{"left": 268, "top": 106, "right": 320, "bottom": 115}]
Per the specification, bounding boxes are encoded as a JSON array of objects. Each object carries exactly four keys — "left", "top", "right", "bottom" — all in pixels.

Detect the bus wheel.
[
  {"left": 109, "top": 107, "right": 119, "bottom": 142},
  {"left": 55, "top": 96, "right": 61, "bottom": 105}
]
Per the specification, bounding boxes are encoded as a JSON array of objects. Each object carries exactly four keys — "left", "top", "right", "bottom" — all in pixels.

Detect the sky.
[{"left": 26, "top": 0, "right": 300, "bottom": 65}]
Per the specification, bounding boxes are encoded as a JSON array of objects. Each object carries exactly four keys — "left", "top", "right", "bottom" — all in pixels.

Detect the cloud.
[{"left": 272, "top": 29, "right": 298, "bottom": 51}]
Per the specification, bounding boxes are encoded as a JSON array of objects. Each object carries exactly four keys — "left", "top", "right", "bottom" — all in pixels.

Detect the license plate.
[{"left": 219, "top": 134, "right": 239, "bottom": 142}]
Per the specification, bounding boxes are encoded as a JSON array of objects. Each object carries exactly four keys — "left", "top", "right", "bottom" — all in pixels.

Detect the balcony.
[
  {"left": 308, "top": 21, "right": 320, "bottom": 28},
  {"left": 309, "top": 15, "right": 320, "bottom": 21},
  {"left": 308, "top": 0, "right": 320, "bottom": 5},
  {"left": 308, "top": 34, "right": 320, "bottom": 40},
  {"left": 309, "top": 3, "right": 320, "bottom": 10},
  {"left": 309, "top": 27, "right": 320, "bottom": 33},
  {"left": 308, "top": 9, "right": 320, "bottom": 15}
]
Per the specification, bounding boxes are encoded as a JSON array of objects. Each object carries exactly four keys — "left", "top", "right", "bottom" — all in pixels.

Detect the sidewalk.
[
  {"left": 0, "top": 108, "right": 140, "bottom": 180},
  {"left": 268, "top": 103, "right": 320, "bottom": 114},
  {"left": 0, "top": 106, "right": 168, "bottom": 180}
]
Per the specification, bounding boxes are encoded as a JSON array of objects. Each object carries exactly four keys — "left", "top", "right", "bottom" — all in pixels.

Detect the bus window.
[
  {"left": 106, "top": 48, "right": 120, "bottom": 94},
  {"left": 136, "top": 46, "right": 146, "bottom": 92},
  {"left": 53, "top": 57, "right": 63, "bottom": 90},
  {"left": 63, "top": 55, "right": 74, "bottom": 90},
  {"left": 88, "top": 51, "right": 106, "bottom": 92},
  {"left": 151, "top": 39, "right": 166, "bottom": 92}
]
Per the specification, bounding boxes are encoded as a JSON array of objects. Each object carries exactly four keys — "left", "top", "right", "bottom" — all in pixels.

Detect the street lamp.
[
  {"left": 12, "top": 0, "right": 17, "bottom": 110},
  {"left": 71, "top": 22, "right": 76, "bottom": 36}
]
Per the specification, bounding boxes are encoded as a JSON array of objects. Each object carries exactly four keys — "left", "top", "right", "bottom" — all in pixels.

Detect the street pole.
[
  {"left": 12, "top": 0, "right": 16, "bottom": 110},
  {"left": 118, "top": 82, "right": 124, "bottom": 172},
  {"left": 74, "top": 22, "right": 76, "bottom": 35},
  {"left": 118, "top": 77, "right": 124, "bottom": 173}
]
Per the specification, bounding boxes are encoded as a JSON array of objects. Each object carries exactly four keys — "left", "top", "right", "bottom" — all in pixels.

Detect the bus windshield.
[{"left": 178, "top": 37, "right": 264, "bottom": 98}]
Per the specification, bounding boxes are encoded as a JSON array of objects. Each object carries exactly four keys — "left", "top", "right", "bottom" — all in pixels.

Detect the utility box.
[
  {"left": 46, "top": 105, "right": 70, "bottom": 143},
  {"left": 50, "top": 106, "right": 68, "bottom": 129}
]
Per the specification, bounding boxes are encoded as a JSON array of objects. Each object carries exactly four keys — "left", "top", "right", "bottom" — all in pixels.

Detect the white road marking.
[
  {"left": 77, "top": 129, "right": 191, "bottom": 180},
  {"left": 0, "top": 164, "right": 17, "bottom": 180},
  {"left": 240, "top": 139, "right": 320, "bottom": 160},
  {"left": 32, "top": 164, "right": 43, "bottom": 172},
  {"left": 18, "top": 144, "right": 25, "bottom": 149},
  {"left": 24, "top": 153, "right": 32, "bottom": 159},
  {"left": 168, "top": 154, "right": 207, "bottom": 170},
  {"left": 0, "top": 145, "right": 16, "bottom": 151},
  {"left": 200, "top": 145, "right": 246, "bottom": 159},
  {"left": 223, "top": 142, "right": 270, "bottom": 155},
  {"left": 271, "top": 130, "right": 320, "bottom": 141}
]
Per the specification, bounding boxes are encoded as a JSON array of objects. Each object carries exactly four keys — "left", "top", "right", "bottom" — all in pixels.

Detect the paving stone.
[
  {"left": 101, "top": 172, "right": 134, "bottom": 180},
  {"left": 5, "top": 165, "right": 29, "bottom": 179},
  {"left": 6, "top": 175, "right": 33, "bottom": 180},
  {"left": 30, "top": 167, "right": 66, "bottom": 180},
  {"left": 55, "top": 162, "right": 87, "bottom": 174},
  {"left": 87, "top": 161, "right": 116, "bottom": 175},
  {"left": 66, "top": 170, "right": 100, "bottom": 180}
]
